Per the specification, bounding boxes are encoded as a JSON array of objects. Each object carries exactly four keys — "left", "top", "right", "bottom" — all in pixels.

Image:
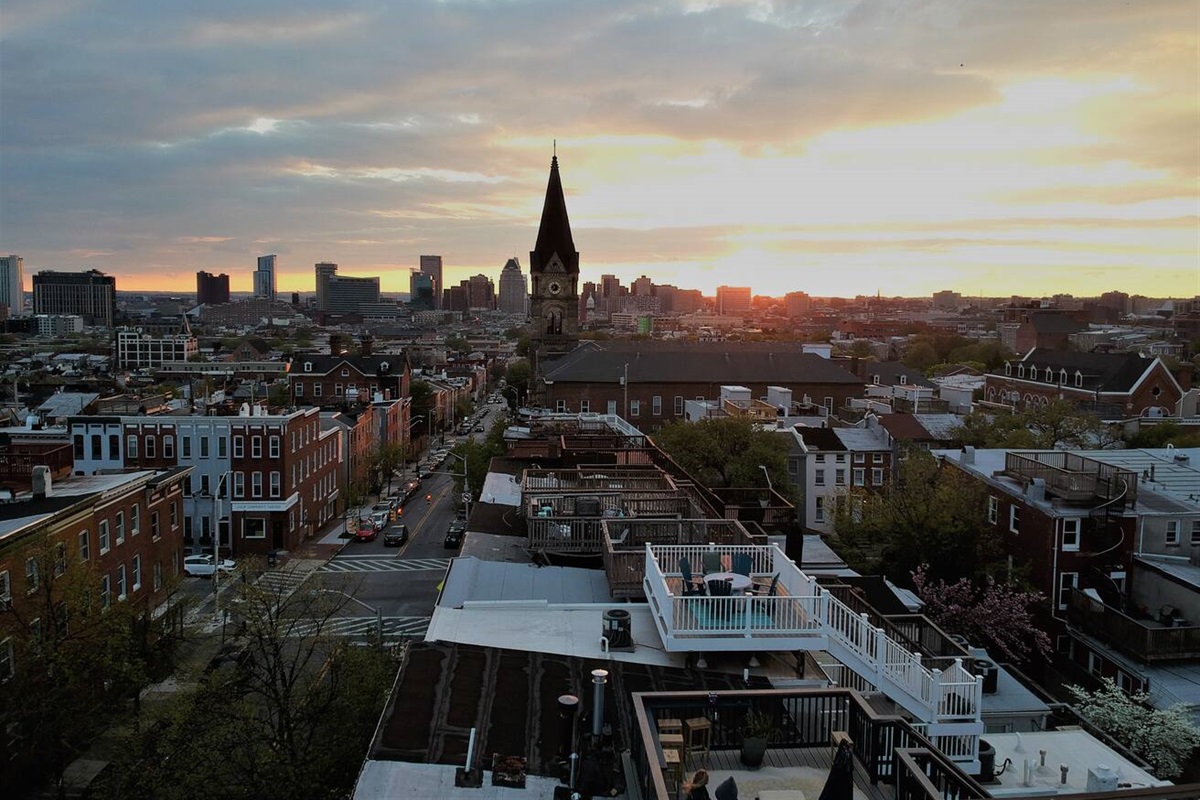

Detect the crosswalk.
[
  {"left": 255, "top": 569, "right": 312, "bottom": 594},
  {"left": 319, "top": 557, "right": 451, "bottom": 574},
  {"left": 285, "top": 615, "right": 431, "bottom": 640}
]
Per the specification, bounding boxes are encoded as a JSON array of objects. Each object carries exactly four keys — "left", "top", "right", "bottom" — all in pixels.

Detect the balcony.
[
  {"left": 1066, "top": 588, "right": 1200, "bottom": 662},
  {"left": 643, "top": 544, "right": 982, "bottom": 731},
  {"left": 1003, "top": 452, "right": 1137, "bottom": 506},
  {"left": 630, "top": 688, "right": 989, "bottom": 800},
  {"left": 602, "top": 518, "right": 765, "bottom": 598}
]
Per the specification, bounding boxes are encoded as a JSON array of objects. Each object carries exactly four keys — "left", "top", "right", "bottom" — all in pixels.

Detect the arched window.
[
  {"left": 1060, "top": 369, "right": 1067, "bottom": 384},
  {"left": 1075, "top": 371, "right": 1083, "bottom": 387},
  {"left": 1018, "top": 365, "right": 1025, "bottom": 378},
  {"left": 1005, "top": 362, "right": 1012, "bottom": 376}
]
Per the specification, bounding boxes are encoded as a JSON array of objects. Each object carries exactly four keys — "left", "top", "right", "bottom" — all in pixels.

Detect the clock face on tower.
[{"left": 547, "top": 280, "right": 562, "bottom": 296}]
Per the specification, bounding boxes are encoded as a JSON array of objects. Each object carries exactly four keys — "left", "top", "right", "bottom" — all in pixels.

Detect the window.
[
  {"left": 252, "top": 472, "right": 263, "bottom": 498},
  {"left": 163, "top": 436, "right": 174, "bottom": 459},
  {"left": 987, "top": 496, "right": 998, "bottom": 524},
  {"left": 117, "top": 511, "right": 126, "bottom": 540},
  {"left": 815, "top": 454, "right": 825, "bottom": 462},
  {"left": 814, "top": 469, "right": 826, "bottom": 486},
  {"left": 144, "top": 436, "right": 155, "bottom": 459},
  {"left": 607, "top": 400, "right": 617, "bottom": 415},
  {"left": 117, "top": 565, "right": 128, "bottom": 600},
  {"left": 674, "top": 396, "right": 684, "bottom": 415},
  {"left": 295, "top": 382, "right": 304, "bottom": 396},
  {"left": 313, "top": 384, "right": 322, "bottom": 397},
  {"left": 580, "top": 400, "right": 590, "bottom": 413},
  {"left": 814, "top": 496, "right": 825, "bottom": 524},
  {"left": 630, "top": 400, "right": 641, "bottom": 416},
  {"left": 132, "top": 555, "right": 141, "bottom": 592},
  {"left": 90, "top": 434, "right": 101, "bottom": 459},
  {"left": 25, "top": 556, "right": 39, "bottom": 593},
  {"left": 131, "top": 505, "right": 140, "bottom": 536},
  {"left": 853, "top": 453, "right": 865, "bottom": 464},
  {"left": 269, "top": 436, "right": 280, "bottom": 459},
  {"left": 1062, "top": 518, "right": 1081, "bottom": 552},
  {"left": 151, "top": 512, "right": 160, "bottom": 539},
  {"left": 251, "top": 436, "right": 262, "bottom": 458},
  {"left": 153, "top": 561, "right": 163, "bottom": 591},
  {"left": 233, "top": 436, "right": 244, "bottom": 458},
  {"left": 78, "top": 529, "right": 90, "bottom": 561},
  {"left": 823, "top": 396, "right": 834, "bottom": 412},
  {"left": 54, "top": 543, "right": 66, "bottom": 577},
  {"left": 1075, "top": 371, "right": 1083, "bottom": 388},
  {"left": 899, "top": 375, "right": 907, "bottom": 385},
  {"left": 244, "top": 517, "right": 267, "bottom": 539},
  {"left": 270, "top": 472, "right": 281, "bottom": 498},
  {"left": 1018, "top": 365, "right": 1025, "bottom": 378},
  {"left": 652, "top": 396, "right": 662, "bottom": 416},
  {"left": 200, "top": 475, "right": 210, "bottom": 495},
  {"left": 335, "top": 383, "right": 344, "bottom": 397},
  {"left": 99, "top": 575, "right": 112, "bottom": 608},
  {"left": 170, "top": 502, "right": 178, "bottom": 529},
  {"left": 181, "top": 436, "right": 191, "bottom": 458},
  {"left": 74, "top": 435, "right": 84, "bottom": 459},
  {"left": 0, "top": 572, "right": 10, "bottom": 609},
  {"left": 835, "top": 454, "right": 846, "bottom": 463},
  {"left": 303, "top": 362, "right": 312, "bottom": 373},
  {"left": 109, "top": 434, "right": 120, "bottom": 459},
  {"left": 212, "top": 436, "right": 221, "bottom": 458},
  {"left": 341, "top": 368, "right": 349, "bottom": 377},
  {"left": 1058, "top": 572, "right": 1078, "bottom": 610},
  {"left": 871, "top": 468, "right": 884, "bottom": 486},
  {"left": 1009, "top": 505, "right": 1020, "bottom": 533},
  {"left": 873, "top": 453, "right": 883, "bottom": 464},
  {"left": 1192, "top": 521, "right": 1200, "bottom": 546},
  {"left": 1166, "top": 520, "right": 1180, "bottom": 546},
  {"left": 234, "top": 472, "right": 245, "bottom": 498},
  {"left": 99, "top": 521, "right": 111, "bottom": 553},
  {"left": 852, "top": 468, "right": 865, "bottom": 487},
  {"left": 556, "top": 400, "right": 567, "bottom": 412},
  {"left": 835, "top": 469, "right": 846, "bottom": 486},
  {"left": 126, "top": 435, "right": 138, "bottom": 459},
  {"left": 0, "top": 638, "right": 12, "bottom": 681}
]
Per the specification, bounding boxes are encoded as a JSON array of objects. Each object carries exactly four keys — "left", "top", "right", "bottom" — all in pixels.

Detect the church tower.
[{"left": 529, "top": 151, "right": 580, "bottom": 368}]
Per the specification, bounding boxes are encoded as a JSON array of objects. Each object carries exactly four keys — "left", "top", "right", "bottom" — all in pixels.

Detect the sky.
[{"left": 1, "top": 0, "right": 1197, "bottom": 299}]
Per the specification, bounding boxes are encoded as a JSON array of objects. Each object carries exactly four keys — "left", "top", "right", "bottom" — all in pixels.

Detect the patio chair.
[
  {"left": 750, "top": 573, "right": 780, "bottom": 597},
  {"left": 707, "top": 576, "right": 733, "bottom": 597},
  {"left": 680, "top": 557, "right": 704, "bottom": 596},
  {"left": 731, "top": 552, "right": 753, "bottom": 577},
  {"left": 701, "top": 550, "right": 723, "bottom": 575}
]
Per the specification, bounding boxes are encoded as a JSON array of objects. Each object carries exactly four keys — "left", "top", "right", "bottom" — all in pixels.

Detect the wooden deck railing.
[{"left": 1066, "top": 589, "right": 1200, "bottom": 661}]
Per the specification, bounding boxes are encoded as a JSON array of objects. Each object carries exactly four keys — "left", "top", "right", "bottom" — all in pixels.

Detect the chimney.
[
  {"left": 32, "top": 465, "right": 52, "bottom": 499},
  {"left": 961, "top": 445, "right": 976, "bottom": 465}
]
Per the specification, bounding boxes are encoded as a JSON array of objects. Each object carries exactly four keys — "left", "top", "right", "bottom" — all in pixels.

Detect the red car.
[{"left": 354, "top": 523, "right": 377, "bottom": 543}]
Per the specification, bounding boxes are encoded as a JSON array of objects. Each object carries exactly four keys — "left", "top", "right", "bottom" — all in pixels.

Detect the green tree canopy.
[
  {"left": 651, "top": 417, "right": 790, "bottom": 490},
  {"left": 1125, "top": 420, "right": 1200, "bottom": 449},
  {"left": 832, "top": 448, "right": 1001, "bottom": 584},
  {"left": 503, "top": 359, "right": 533, "bottom": 406},
  {"left": 953, "top": 400, "right": 1115, "bottom": 450}
]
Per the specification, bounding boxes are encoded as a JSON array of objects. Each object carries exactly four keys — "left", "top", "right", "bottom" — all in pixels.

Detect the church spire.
[{"left": 531, "top": 150, "right": 578, "bottom": 275}]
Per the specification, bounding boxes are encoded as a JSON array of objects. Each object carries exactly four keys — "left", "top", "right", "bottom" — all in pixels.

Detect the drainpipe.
[{"left": 591, "top": 669, "right": 609, "bottom": 737}]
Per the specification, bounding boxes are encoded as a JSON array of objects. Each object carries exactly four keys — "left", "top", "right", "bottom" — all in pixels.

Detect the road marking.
[
  {"left": 319, "top": 557, "right": 451, "bottom": 573},
  {"left": 286, "top": 615, "right": 431, "bottom": 639}
]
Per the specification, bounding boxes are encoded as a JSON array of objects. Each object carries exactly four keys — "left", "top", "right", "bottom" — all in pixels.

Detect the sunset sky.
[{"left": 1, "top": 1, "right": 1196, "bottom": 298}]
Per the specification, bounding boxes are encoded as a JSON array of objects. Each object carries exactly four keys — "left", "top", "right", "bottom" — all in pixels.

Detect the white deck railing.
[{"left": 644, "top": 543, "right": 983, "bottom": 728}]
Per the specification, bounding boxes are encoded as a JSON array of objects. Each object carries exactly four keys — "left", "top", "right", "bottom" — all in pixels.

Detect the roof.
[
  {"left": 912, "top": 413, "right": 966, "bottom": 440},
  {"left": 792, "top": 426, "right": 846, "bottom": 452},
  {"left": 37, "top": 392, "right": 99, "bottom": 419},
  {"left": 878, "top": 413, "right": 933, "bottom": 440},
  {"left": 542, "top": 341, "right": 863, "bottom": 385},
  {"left": 293, "top": 354, "right": 406, "bottom": 378},
  {"left": 437, "top": 557, "right": 612, "bottom": 606},
  {"left": 833, "top": 426, "right": 888, "bottom": 451},
  {"left": 530, "top": 155, "right": 578, "bottom": 274},
  {"left": 1028, "top": 311, "right": 1087, "bottom": 335},
  {"left": 1012, "top": 348, "right": 1158, "bottom": 394},
  {"left": 863, "top": 362, "right": 935, "bottom": 388}
]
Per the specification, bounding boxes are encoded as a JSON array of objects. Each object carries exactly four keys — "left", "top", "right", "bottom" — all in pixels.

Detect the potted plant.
[{"left": 739, "top": 708, "right": 778, "bottom": 768}]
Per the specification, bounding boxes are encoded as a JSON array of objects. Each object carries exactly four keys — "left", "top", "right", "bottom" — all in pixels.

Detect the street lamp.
[
  {"left": 213, "top": 470, "right": 234, "bottom": 615},
  {"left": 758, "top": 464, "right": 773, "bottom": 494},
  {"left": 313, "top": 588, "right": 383, "bottom": 647},
  {"left": 404, "top": 415, "right": 424, "bottom": 478}
]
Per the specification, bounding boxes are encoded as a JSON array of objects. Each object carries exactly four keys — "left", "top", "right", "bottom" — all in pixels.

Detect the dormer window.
[
  {"left": 1075, "top": 370, "right": 1083, "bottom": 387},
  {"left": 1018, "top": 365, "right": 1025, "bottom": 378},
  {"left": 340, "top": 369, "right": 349, "bottom": 377},
  {"left": 1060, "top": 369, "right": 1067, "bottom": 384},
  {"left": 303, "top": 362, "right": 312, "bottom": 373},
  {"left": 1005, "top": 362, "right": 1012, "bottom": 376},
  {"left": 899, "top": 375, "right": 907, "bottom": 385},
  {"left": 872, "top": 375, "right": 880, "bottom": 385},
  {"left": 1045, "top": 367, "right": 1054, "bottom": 382},
  {"left": 380, "top": 361, "right": 390, "bottom": 372}
]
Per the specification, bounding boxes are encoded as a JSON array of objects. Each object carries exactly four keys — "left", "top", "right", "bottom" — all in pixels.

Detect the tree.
[
  {"left": 910, "top": 565, "right": 1051, "bottom": 663},
  {"left": 902, "top": 341, "right": 939, "bottom": 373},
  {"left": 366, "top": 442, "right": 404, "bottom": 494},
  {"left": 445, "top": 335, "right": 470, "bottom": 354},
  {"left": 451, "top": 417, "right": 508, "bottom": 506},
  {"left": 953, "top": 400, "right": 1115, "bottom": 450},
  {"left": 1125, "top": 421, "right": 1200, "bottom": 449},
  {"left": 1068, "top": 678, "right": 1200, "bottom": 779},
  {"left": 408, "top": 380, "right": 435, "bottom": 435},
  {"left": 503, "top": 359, "right": 533, "bottom": 406},
  {"left": 832, "top": 448, "right": 1000, "bottom": 583},
  {"left": 651, "top": 417, "right": 789, "bottom": 490},
  {"left": 95, "top": 574, "right": 396, "bottom": 800}
]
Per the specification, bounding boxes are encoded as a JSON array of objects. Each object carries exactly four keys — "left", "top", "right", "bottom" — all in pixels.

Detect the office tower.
[
  {"left": 196, "top": 271, "right": 230, "bottom": 305},
  {"left": 785, "top": 291, "right": 812, "bottom": 317},
  {"left": 314, "top": 262, "right": 337, "bottom": 310},
  {"left": 716, "top": 285, "right": 752, "bottom": 315},
  {"left": 466, "top": 274, "right": 495, "bottom": 310},
  {"left": 420, "top": 255, "right": 442, "bottom": 309},
  {"left": 446, "top": 285, "right": 468, "bottom": 312},
  {"left": 32, "top": 269, "right": 117, "bottom": 327},
  {"left": 498, "top": 258, "right": 528, "bottom": 315},
  {"left": 0, "top": 255, "right": 25, "bottom": 317},
  {"left": 632, "top": 275, "right": 654, "bottom": 296},
  {"left": 409, "top": 272, "right": 435, "bottom": 310},
  {"left": 254, "top": 255, "right": 277, "bottom": 301}
]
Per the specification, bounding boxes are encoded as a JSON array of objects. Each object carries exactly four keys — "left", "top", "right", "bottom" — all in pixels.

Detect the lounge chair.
[
  {"left": 680, "top": 557, "right": 705, "bottom": 595},
  {"left": 750, "top": 573, "right": 780, "bottom": 597},
  {"left": 701, "top": 551, "right": 723, "bottom": 575},
  {"left": 731, "top": 553, "right": 753, "bottom": 577}
]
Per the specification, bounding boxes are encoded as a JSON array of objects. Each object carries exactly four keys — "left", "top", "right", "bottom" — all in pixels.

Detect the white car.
[{"left": 184, "top": 554, "right": 236, "bottom": 578}]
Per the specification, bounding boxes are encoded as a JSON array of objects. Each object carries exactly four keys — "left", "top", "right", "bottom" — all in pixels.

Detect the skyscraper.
[
  {"left": 409, "top": 272, "right": 435, "bottom": 310},
  {"left": 254, "top": 255, "right": 277, "bottom": 301},
  {"left": 716, "top": 285, "right": 752, "bottom": 315},
  {"left": 196, "top": 271, "right": 230, "bottom": 305},
  {"left": 313, "top": 262, "right": 379, "bottom": 313},
  {"left": 420, "top": 255, "right": 442, "bottom": 309},
  {"left": 0, "top": 255, "right": 25, "bottom": 317},
  {"left": 498, "top": 258, "right": 528, "bottom": 315},
  {"left": 314, "top": 262, "right": 337, "bottom": 310},
  {"left": 32, "top": 269, "right": 117, "bottom": 327}
]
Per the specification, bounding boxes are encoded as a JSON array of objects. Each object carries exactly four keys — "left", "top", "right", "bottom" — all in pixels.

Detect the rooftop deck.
[
  {"left": 602, "top": 519, "right": 766, "bottom": 598},
  {"left": 1003, "top": 451, "right": 1138, "bottom": 506}
]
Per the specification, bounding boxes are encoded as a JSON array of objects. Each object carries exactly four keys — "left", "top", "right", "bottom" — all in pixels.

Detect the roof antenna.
[{"left": 553, "top": 139, "right": 556, "bottom": 158}]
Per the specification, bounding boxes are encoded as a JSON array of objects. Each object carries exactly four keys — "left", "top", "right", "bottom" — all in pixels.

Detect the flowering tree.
[
  {"left": 1069, "top": 678, "right": 1200, "bottom": 779},
  {"left": 911, "top": 565, "right": 1051, "bottom": 663}
]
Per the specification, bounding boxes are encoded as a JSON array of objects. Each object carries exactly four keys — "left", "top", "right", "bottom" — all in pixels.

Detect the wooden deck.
[{"left": 699, "top": 746, "right": 894, "bottom": 800}]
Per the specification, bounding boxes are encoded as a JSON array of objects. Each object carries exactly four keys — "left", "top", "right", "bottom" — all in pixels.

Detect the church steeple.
[{"left": 531, "top": 154, "right": 579, "bottom": 276}]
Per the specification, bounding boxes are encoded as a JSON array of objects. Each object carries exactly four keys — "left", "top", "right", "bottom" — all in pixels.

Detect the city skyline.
[{"left": 1, "top": 2, "right": 1196, "bottom": 298}]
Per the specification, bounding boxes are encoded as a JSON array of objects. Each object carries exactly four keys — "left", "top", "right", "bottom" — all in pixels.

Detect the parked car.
[
  {"left": 184, "top": 554, "right": 236, "bottom": 578},
  {"left": 418, "top": 468, "right": 432, "bottom": 480},
  {"left": 354, "top": 523, "right": 377, "bottom": 542},
  {"left": 444, "top": 518, "right": 466, "bottom": 549},
  {"left": 371, "top": 511, "right": 389, "bottom": 531},
  {"left": 372, "top": 501, "right": 396, "bottom": 521},
  {"left": 384, "top": 524, "right": 410, "bottom": 547}
]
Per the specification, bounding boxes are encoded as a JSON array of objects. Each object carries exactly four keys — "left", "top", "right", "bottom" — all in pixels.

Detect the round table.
[{"left": 705, "top": 572, "right": 752, "bottom": 593}]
